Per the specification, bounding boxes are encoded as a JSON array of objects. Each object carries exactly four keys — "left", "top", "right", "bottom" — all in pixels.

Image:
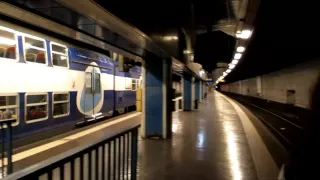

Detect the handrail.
[
  {"left": 0, "top": 119, "right": 15, "bottom": 177},
  {"left": 2, "top": 124, "right": 140, "bottom": 180}
]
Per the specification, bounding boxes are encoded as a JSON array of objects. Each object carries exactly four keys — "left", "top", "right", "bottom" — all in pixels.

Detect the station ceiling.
[
  {"left": 95, "top": 0, "right": 236, "bottom": 71},
  {"left": 96, "top": 0, "right": 319, "bottom": 83}
]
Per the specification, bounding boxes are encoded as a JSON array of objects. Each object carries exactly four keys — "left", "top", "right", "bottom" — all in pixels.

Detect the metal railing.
[
  {"left": 172, "top": 96, "right": 183, "bottom": 112},
  {"left": 3, "top": 125, "right": 140, "bottom": 180},
  {"left": 0, "top": 119, "right": 15, "bottom": 178}
]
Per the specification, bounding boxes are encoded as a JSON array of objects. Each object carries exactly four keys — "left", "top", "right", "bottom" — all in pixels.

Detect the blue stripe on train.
[
  {"left": 115, "top": 90, "right": 136, "bottom": 110},
  {"left": 12, "top": 90, "right": 135, "bottom": 140}
]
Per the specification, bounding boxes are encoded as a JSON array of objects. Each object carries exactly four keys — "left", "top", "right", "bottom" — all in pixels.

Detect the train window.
[
  {"left": 125, "top": 78, "right": 132, "bottom": 90},
  {"left": 132, "top": 79, "right": 137, "bottom": 91},
  {"left": 112, "top": 52, "right": 118, "bottom": 61},
  {"left": 0, "top": 27, "right": 17, "bottom": 60},
  {"left": 0, "top": 95, "right": 19, "bottom": 124},
  {"left": 94, "top": 73, "right": 101, "bottom": 94},
  {"left": 85, "top": 73, "right": 92, "bottom": 93},
  {"left": 51, "top": 42, "right": 68, "bottom": 68},
  {"left": 137, "top": 80, "right": 141, "bottom": 89},
  {"left": 25, "top": 93, "right": 48, "bottom": 122},
  {"left": 24, "top": 35, "right": 47, "bottom": 64},
  {"left": 53, "top": 93, "right": 70, "bottom": 118}
]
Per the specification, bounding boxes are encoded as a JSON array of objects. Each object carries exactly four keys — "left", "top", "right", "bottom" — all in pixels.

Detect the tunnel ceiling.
[
  {"left": 95, "top": 0, "right": 236, "bottom": 72},
  {"left": 225, "top": 0, "right": 320, "bottom": 83}
]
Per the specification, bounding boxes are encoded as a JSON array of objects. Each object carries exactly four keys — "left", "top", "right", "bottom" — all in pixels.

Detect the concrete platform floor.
[{"left": 137, "top": 91, "right": 262, "bottom": 180}]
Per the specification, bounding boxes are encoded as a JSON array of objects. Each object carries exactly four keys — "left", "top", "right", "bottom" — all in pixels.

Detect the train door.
[{"left": 83, "top": 66, "right": 103, "bottom": 121}]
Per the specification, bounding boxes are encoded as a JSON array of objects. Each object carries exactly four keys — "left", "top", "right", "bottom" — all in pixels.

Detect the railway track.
[{"left": 228, "top": 95, "right": 305, "bottom": 150}]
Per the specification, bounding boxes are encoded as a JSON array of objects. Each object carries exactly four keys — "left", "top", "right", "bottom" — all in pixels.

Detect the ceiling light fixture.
[
  {"left": 226, "top": 69, "right": 232, "bottom": 73},
  {"left": 234, "top": 53, "right": 242, "bottom": 59},
  {"left": 236, "top": 30, "right": 252, "bottom": 39},
  {"left": 232, "top": 60, "right": 239, "bottom": 65},
  {"left": 163, "top": 36, "right": 178, "bottom": 41},
  {"left": 229, "top": 64, "right": 236, "bottom": 69},
  {"left": 237, "top": 46, "right": 245, "bottom": 52}
]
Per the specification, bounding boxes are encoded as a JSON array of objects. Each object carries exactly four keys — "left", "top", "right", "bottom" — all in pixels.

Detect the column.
[
  {"left": 141, "top": 58, "right": 172, "bottom": 139},
  {"left": 201, "top": 81, "right": 204, "bottom": 100},
  {"left": 195, "top": 80, "right": 201, "bottom": 102},
  {"left": 183, "top": 73, "right": 194, "bottom": 111}
]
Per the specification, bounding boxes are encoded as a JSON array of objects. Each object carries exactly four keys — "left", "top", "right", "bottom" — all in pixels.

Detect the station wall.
[{"left": 221, "top": 60, "right": 320, "bottom": 109}]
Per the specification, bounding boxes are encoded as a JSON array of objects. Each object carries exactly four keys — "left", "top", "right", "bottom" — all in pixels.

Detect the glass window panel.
[
  {"left": 53, "top": 103, "right": 68, "bottom": 116},
  {"left": 52, "top": 44, "right": 67, "bottom": 54},
  {"left": 0, "top": 107, "right": 17, "bottom": 120},
  {"left": 25, "top": 37, "right": 44, "bottom": 49},
  {"left": 26, "top": 105, "right": 47, "bottom": 121},
  {"left": 95, "top": 73, "right": 101, "bottom": 94},
  {"left": 125, "top": 78, "right": 132, "bottom": 89},
  {"left": 85, "top": 73, "right": 92, "bottom": 93},
  {"left": 52, "top": 54, "right": 68, "bottom": 67},
  {"left": 27, "top": 94, "right": 47, "bottom": 104},
  {"left": 54, "top": 94, "right": 69, "bottom": 101},
  {"left": 25, "top": 49, "right": 46, "bottom": 64},
  {"left": 0, "top": 96, "right": 17, "bottom": 107},
  {"left": 137, "top": 80, "right": 140, "bottom": 89},
  {"left": 132, "top": 83, "right": 136, "bottom": 91},
  {"left": 0, "top": 29, "right": 16, "bottom": 59}
]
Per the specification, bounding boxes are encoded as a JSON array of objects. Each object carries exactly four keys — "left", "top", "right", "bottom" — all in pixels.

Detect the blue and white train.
[{"left": 0, "top": 22, "right": 142, "bottom": 142}]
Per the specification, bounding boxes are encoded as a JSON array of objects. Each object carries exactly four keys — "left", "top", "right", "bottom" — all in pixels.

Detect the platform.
[{"left": 137, "top": 91, "right": 279, "bottom": 180}]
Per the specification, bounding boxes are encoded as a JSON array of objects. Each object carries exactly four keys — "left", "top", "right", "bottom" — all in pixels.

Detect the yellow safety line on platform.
[{"left": 0, "top": 112, "right": 141, "bottom": 166}]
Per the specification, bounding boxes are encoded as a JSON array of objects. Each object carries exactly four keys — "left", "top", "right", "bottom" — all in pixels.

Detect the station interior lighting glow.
[
  {"left": 223, "top": 72, "right": 228, "bottom": 76},
  {"left": 232, "top": 60, "right": 239, "bottom": 65},
  {"left": 226, "top": 69, "right": 232, "bottom": 73},
  {"left": 229, "top": 64, "right": 236, "bottom": 69},
  {"left": 237, "top": 46, "right": 245, "bottom": 52},
  {"left": 234, "top": 53, "right": 242, "bottom": 59}
]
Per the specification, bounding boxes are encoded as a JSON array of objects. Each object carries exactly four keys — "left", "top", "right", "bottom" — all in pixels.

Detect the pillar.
[
  {"left": 203, "top": 82, "right": 207, "bottom": 98},
  {"left": 183, "top": 74, "right": 194, "bottom": 111},
  {"left": 201, "top": 81, "right": 204, "bottom": 99},
  {"left": 195, "top": 80, "right": 201, "bottom": 102},
  {"left": 199, "top": 80, "right": 202, "bottom": 102},
  {"left": 141, "top": 58, "right": 172, "bottom": 139}
]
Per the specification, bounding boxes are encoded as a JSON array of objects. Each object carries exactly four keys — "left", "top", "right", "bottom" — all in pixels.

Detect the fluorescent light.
[
  {"left": 229, "top": 64, "right": 236, "bottom": 69},
  {"left": 0, "top": 37, "right": 15, "bottom": 45},
  {"left": 226, "top": 69, "right": 232, "bottom": 73},
  {"left": 163, "top": 36, "right": 178, "bottom": 41},
  {"left": 183, "top": 50, "right": 190, "bottom": 54},
  {"left": 236, "top": 30, "right": 252, "bottom": 39},
  {"left": 232, "top": 60, "right": 239, "bottom": 65},
  {"left": 241, "top": 30, "right": 252, "bottom": 39},
  {"left": 223, "top": 72, "right": 228, "bottom": 76},
  {"left": 237, "top": 46, "right": 245, "bottom": 52},
  {"left": 199, "top": 70, "right": 205, "bottom": 77},
  {"left": 234, "top": 53, "right": 242, "bottom": 59}
]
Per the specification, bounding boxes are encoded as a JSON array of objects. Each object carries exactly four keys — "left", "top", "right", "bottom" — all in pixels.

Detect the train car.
[{"left": 0, "top": 21, "right": 142, "bottom": 143}]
